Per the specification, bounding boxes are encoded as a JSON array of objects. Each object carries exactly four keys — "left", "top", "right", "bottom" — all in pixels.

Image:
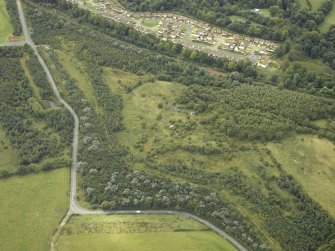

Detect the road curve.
[{"left": 16, "top": 1, "right": 247, "bottom": 250}]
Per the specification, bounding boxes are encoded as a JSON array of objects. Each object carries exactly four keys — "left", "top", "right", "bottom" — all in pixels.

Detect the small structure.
[
  {"left": 257, "top": 56, "right": 270, "bottom": 68},
  {"left": 252, "top": 9, "right": 261, "bottom": 14}
]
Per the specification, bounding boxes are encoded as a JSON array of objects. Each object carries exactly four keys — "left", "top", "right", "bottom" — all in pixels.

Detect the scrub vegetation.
[
  {"left": 0, "top": 0, "right": 326, "bottom": 250},
  {"left": 23, "top": 1, "right": 335, "bottom": 250}
]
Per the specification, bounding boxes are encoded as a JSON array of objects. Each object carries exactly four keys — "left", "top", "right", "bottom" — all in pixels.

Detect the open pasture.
[
  {"left": 56, "top": 214, "right": 238, "bottom": 251},
  {"left": 0, "top": 168, "right": 69, "bottom": 251}
]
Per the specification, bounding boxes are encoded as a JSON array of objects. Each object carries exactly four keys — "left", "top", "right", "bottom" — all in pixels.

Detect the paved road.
[{"left": 16, "top": 1, "right": 247, "bottom": 250}]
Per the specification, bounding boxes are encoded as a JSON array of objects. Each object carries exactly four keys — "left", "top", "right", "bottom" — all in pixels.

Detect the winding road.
[{"left": 14, "top": 1, "right": 248, "bottom": 250}]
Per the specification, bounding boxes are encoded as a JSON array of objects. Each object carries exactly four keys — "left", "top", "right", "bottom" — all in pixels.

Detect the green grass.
[
  {"left": 268, "top": 135, "right": 335, "bottom": 217},
  {"left": 320, "top": 3, "right": 335, "bottom": 32},
  {"left": 0, "top": 168, "right": 69, "bottom": 251},
  {"left": 117, "top": 81, "right": 196, "bottom": 157},
  {"left": 20, "top": 54, "right": 41, "bottom": 98},
  {"left": 266, "top": 59, "right": 335, "bottom": 85},
  {"left": 298, "top": 0, "right": 308, "bottom": 8},
  {"left": 141, "top": 19, "right": 159, "bottom": 28},
  {"left": 0, "top": 0, "right": 13, "bottom": 43},
  {"left": 0, "top": 128, "right": 18, "bottom": 171},
  {"left": 55, "top": 45, "right": 104, "bottom": 116},
  {"left": 56, "top": 214, "right": 238, "bottom": 251},
  {"left": 299, "top": 0, "right": 324, "bottom": 10},
  {"left": 103, "top": 67, "right": 151, "bottom": 95},
  {"left": 311, "top": 0, "right": 324, "bottom": 10},
  {"left": 229, "top": 15, "right": 247, "bottom": 22},
  {"left": 292, "top": 59, "right": 334, "bottom": 73},
  {"left": 260, "top": 9, "right": 271, "bottom": 17}
]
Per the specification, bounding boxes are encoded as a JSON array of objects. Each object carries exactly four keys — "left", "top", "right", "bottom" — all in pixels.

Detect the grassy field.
[
  {"left": 260, "top": 9, "right": 271, "bottom": 17},
  {"left": 117, "top": 80, "right": 198, "bottom": 157},
  {"left": 268, "top": 135, "right": 335, "bottom": 217},
  {"left": 141, "top": 19, "right": 159, "bottom": 28},
  {"left": 103, "top": 67, "right": 151, "bottom": 95},
  {"left": 0, "top": 0, "right": 13, "bottom": 43},
  {"left": 298, "top": 0, "right": 324, "bottom": 10},
  {"left": 320, "top": 3, "right": 335, "bottom": 32},
  {"left": 0, "top": 168, "right": 69, "bottom": 251},
  {"left": 0, "top": 128, "right": 18, "bottom": 172},
  {"left": 56, "top": 214, "right": 238, "bottom": 251}
]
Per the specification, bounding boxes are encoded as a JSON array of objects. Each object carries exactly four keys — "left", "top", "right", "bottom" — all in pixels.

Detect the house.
[
  {"left": 170, "top": 28, "right": 181, "bottom": 38},
  {"left": 257, "top": 56, "right": 270, "bottom": 68},
  {"left": 206, "top": 32, "right": 214, "bottom": 41},
  {"left": 221, "top": 31, "right": 229, "bottom": 36}
]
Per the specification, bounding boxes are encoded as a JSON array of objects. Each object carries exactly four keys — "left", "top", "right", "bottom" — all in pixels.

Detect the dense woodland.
[
  {"left": 22, "top": 1, "right": 335, "bottom": 250},
  {"left": 0, "top": 47, "right": 72, "bottom": 178},
  {"left": 177, "top": 84, "right": 335, "bottom": 141}
]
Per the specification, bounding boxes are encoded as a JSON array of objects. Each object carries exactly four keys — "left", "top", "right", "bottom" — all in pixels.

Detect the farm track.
[{"left": 13, "top": 1, "right": 248, "bottom": 250}]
